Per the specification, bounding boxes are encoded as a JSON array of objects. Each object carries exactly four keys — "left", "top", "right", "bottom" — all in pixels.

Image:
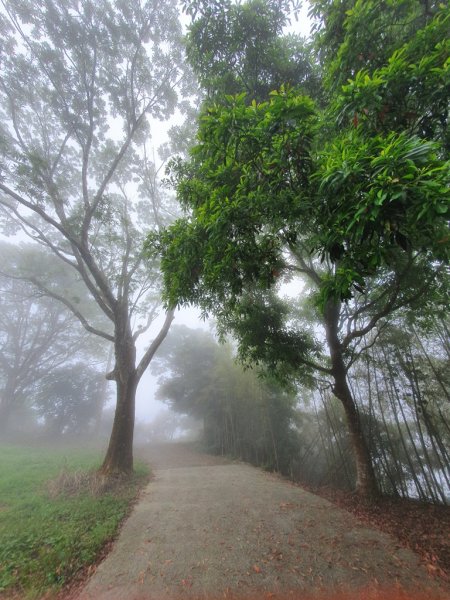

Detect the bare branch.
[
  {"left": 27, "top": 277, "right": 114, "bottom": 342},
  {"left": 66, "top": 247, "right": 116, "bottom": 320},
  {"left": 0, "top": 205, "right": 79, "bottom": 269},
  {"left": 50, "top": 129, "right": 73, "bottom": 178},
  {"left": 287, "top": 243, "right": 322, "bottom": 286},
  {"left": 0, "top": 183, "right": 81, "bottom": 248},
  {"left": 342, "top": 290, "right": 400, "bottom": 349},
  {"left": 0, "top": 271, "right": 114, "bottom": 342},
  {"left": 79, "top": 41, "right": 98, "bottom": 242},
  {"left": 342, "top": 279, "right": 429, "bottom": 349},
  {"left": 346, "top": 325, "right": 388, "bottom": 370},
  {"left": 133, "top": 303, "right": 159, "bottom": 342},
  {"left": 136, "top": 308, "right": 175, "bottom": 382},
  {"left": 0, "top": 196, "right": 116, "bottom": 320}
]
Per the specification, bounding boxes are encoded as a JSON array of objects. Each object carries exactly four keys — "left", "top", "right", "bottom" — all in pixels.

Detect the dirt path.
[{"left": 77, "top": 443, "right": 449, "bottom": 600}]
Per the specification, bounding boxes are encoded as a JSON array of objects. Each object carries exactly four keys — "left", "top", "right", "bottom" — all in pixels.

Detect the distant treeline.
[{"left": 153, "top": 322, "right": 450, "bottom": 504}]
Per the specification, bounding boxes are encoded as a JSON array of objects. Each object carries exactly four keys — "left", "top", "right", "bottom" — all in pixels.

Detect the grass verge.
[{"left": 0, "top": 443, "right": 149, "bottom": 599}]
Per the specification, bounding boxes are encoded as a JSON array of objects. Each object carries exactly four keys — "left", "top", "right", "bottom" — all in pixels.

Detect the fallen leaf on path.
[
  {"left": 279, "top": 502, "right": 296, "bottom": 510},
  {"left": 269, "top": 549, "right": 283, "bottom": 561}
]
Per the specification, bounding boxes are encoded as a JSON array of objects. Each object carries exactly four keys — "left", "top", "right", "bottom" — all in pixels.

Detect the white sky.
[{"left": 287, "top": 1, "right": 312, "bottom": 38}]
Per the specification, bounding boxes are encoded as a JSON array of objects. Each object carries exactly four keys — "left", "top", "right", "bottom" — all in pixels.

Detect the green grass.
[{"left": 0, "top": 444, "right": 149, "bottom": 598}]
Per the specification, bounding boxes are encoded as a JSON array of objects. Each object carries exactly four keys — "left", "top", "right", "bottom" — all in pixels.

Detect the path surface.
[{"left": 77, "top": 443, "right": 449, "bottom": 600}]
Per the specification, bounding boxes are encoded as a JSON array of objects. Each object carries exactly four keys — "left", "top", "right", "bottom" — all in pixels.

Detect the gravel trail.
[{"left": 76, "top": 443, "right": 450, "bottom": 600}]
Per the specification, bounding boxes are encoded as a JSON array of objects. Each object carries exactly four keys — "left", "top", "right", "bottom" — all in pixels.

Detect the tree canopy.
[
  {"left": 150, "top": 0, "right": 449, "bottom": 497},
  {"left": 0, "top": 0, "right": 194, "bottom": 474},
  {"left": 152, "top": 324, "right": 301, "bottom": 471},
  {"left": 0, "top": 241, "right": 109, "bottom": 435},
  {"left": 183, "top": 0, "right": 320, "bottom": 102},
  {"left": 155, "top": 3, "right": 449, "bottom": 307}
]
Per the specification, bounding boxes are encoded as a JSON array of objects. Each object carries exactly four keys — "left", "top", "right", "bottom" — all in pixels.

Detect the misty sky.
[
  {"left": 134, "top": 5, "right": 312, "bottom": 423},
  {"left": 0, "top": 2, "right": 312, "bottom": 426}
]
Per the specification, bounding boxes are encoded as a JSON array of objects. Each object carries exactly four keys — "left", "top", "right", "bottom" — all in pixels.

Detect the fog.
[
  {"left": 1, "top": 2, "right": 450, "bottom": 598},
  {"left": 0, "top": 0, "right": 448, "bottom": 508},
  {"left": 0, "top": 267, "right": 208, "bottom": 444},
  {"left": 134, "top": 305, "right": 211, "bottom": 424},
  {"left": 0, "top": 0, "right": 311, "bottom": 443}
]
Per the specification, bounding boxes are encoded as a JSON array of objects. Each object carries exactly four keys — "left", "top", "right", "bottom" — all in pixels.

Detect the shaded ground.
[
  {"left": 73, "top": 443, "right": 450, "bottom": 600},
  {"left": 309, "top": 485, "right": 450, "bottom": 580}
]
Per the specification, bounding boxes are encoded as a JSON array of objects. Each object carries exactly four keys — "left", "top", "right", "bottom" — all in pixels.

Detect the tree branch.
[
  {"left": 288, "top": 244, "right": 322, "bottom": 287},
  {"left": 342, "top": 277, "right": 429, "bottom": 350},
  {"left": 346, "top": 325, "right": 387, "bottom": 370},
  {"left": 0, "top": 183, "right": 81, "bottom": 248},
  {"left": 132, "top": 303, "right": 159, "bottom": 342},
  {"left": 27, "top": 278, "right": 114, "bottom": 342},
  {"left": 88, "top": 68, "right": 181, "bottom": 222},
  {"left": 136, "top": 308, "right": 175, "bottom": 382},
  {"left": 300, "top": 357, "right": 332, "bottom": 375},
  {"left": 0, "top": 198, "right": 115, "bottom": 321}
]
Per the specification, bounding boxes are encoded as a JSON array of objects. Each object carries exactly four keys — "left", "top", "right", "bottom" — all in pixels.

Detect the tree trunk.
[
  {"left": 0, "top": 379, "right": 18, "bottom": 436},
  {"left": 100, "top": 310, "right": 137, "bottom": 476},
  {"left": 324, "top": 300, "right": 379, "bottom": 499},
  {"left": 0, "top": 398, "right": 13, "bottom": 435},
  {"left": 101, "top": 372, "right": 137, "bottom": 475},
  {"left": 100, "top": 307, "right": 174, "bottom": 476}
]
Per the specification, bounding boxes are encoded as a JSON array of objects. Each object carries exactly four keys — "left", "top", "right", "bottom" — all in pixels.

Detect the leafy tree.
[
  {"left": 309, "top": 0, "right": 443, "bottom": 92},
  {"left": 151, "top": 325, "right": 224, "bottom": 420},
  {"left": 0, "top": 0, "right": 193, "bottom": 474},
  {"left": 152, "top": 325, "right": 300, "bottom": 473},
  {"left": 183, "top": 0, "right": 320, "bottom": 102},
  {"left": 0, "top": 279, "right": 77, "bottom": 433},
  {"left": 34, "top": 363, "right": 105, "bottom": 437},
  {"left": 151, "top": 1, "right": 449, "bottom": 497},
  {"left": 0, "top": 244, "right": 107, "bottom": 434}
]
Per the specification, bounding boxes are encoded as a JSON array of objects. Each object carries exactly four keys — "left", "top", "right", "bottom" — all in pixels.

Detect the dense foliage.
[
  {"left": 156, "top": 3, "right": 449, "bottom": 305},
  {"left": 150, "top": 0, "right": 449, "bottom": 498},
  {"left": 183, "top": 0, "right": 320, "bottom": 102},
  {"left": 152, "top": 325, "right": 301, "bottom": 472}
]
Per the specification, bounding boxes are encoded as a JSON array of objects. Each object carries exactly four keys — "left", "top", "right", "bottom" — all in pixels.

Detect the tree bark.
[
  {"left": 100, "top": 308, "right": 173, "bottom": 476},
  {"left": 100, "top": 370, "right": 137, "bottom": 475},
  {"left": 100, "top": 303, "right": 138, "bottom": 475},
  {"left": 324, "top": 300, "right": 379, "bottom": 499}
]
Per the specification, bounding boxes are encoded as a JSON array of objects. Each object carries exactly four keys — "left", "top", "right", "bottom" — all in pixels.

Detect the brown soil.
[{"left": 72, "top": 442, "right": 450, "bottom": 600}]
